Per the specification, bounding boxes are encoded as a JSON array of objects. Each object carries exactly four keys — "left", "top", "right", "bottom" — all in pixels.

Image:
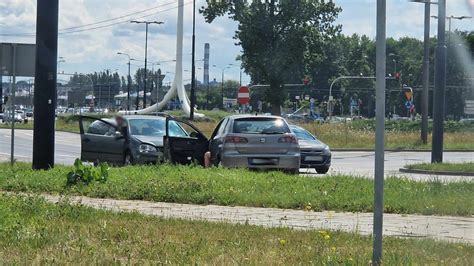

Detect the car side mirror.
[
  {"left": 190, "top": 131, "right": 198, "bottom": 138},
  {"left": 114, "top": 131, "right": 123, "bottom": 139}
]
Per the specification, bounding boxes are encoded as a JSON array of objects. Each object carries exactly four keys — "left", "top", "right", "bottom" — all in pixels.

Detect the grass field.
[
  {"left": 1, "top": 163, "right": 472, "bottom": 216},
  {"left": 406, "top": 162, "right": 474, "bottom": 173},
  {"left": 0, "top": 194, "right": 472, "bottom": 264},
  {"left": 2, "top": 112, "right": 473, "bottom": 149}
]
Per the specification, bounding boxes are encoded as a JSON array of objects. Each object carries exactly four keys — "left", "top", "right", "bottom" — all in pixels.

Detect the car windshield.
[
  {"left": 128, "top": 119, "right": 166, "bottom": 137},
  {"left": 291, "top": 126, "right": 321, "bottom": 143},
  {"left": 233, "top": 118, "right": 290, "bottom": 134},
  {"left": 128, "top": 118, "right": 188, "bottom": 137}
]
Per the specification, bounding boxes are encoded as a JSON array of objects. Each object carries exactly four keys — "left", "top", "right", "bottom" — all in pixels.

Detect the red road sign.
[{"left": 238, "top": 86, "right": 250, "bottom": 105}]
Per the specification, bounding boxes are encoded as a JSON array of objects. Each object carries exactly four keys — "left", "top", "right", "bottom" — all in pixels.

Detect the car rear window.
[{"left": 233, "top": 118, "right": 290, "bottom": 134}]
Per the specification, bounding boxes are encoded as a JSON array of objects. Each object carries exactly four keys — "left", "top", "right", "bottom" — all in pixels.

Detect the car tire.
[
  {"left": 286, "top": 168, "right": 300, "bottom": 175},
  {"left": 124, "top": 151, "right": 135, "bottom": 166},
  {"left": 315, "top": 166, "right": 330, "bottom": 174}
]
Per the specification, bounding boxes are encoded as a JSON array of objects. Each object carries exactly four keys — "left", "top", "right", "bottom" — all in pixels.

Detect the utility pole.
[
  {"left": 190, "top": 0, "right": 196, "bottom": 120},
  {"left": 373, "top": 0, "right": 386, "bottom": 264},
  {"left": 431, "top": 0, "right": 447, "bottom": 163},
  {"left": 212, "top": 64, "right": 231, "bottom": 109},
  {"left": 131, "top": 20, "right": 163, "bottom": 109},
  {"left": 0, "top": 73, "right": 3, "bottom": 112},
  {"left": 117, "top": 52, "right": 133, "bottom": 111},
  {"left": 33, "top": 0, "right": 59, "bottom": 170},
  {"left": 421, "top": 2, "right": 432, "bottom": 144}
]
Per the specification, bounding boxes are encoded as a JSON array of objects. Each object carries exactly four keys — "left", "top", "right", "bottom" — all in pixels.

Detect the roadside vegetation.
[
  {"left": 0, "top": 194, "right": 472, "bottom": 264},
  {"left": 0, "top": 163, "right": 472, "bottom": 216},
  {"left": 406, "top": 162, "right": 474, "bottom": 174}
]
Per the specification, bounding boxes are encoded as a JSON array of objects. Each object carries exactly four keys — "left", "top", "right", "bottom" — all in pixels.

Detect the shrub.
[{"left": 66, "top": 159, "right": 109, "bottom": 186}]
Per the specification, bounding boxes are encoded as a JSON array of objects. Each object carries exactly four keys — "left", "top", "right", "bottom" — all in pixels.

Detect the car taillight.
[
  {"left": 278, "top": 135, "right": 297, "bottom": 143},
  {"left": 224, "top": 136, "right": 248, "bottom": 143}
]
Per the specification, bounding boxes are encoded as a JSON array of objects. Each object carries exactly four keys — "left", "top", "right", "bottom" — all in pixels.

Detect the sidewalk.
[{"left": 36, "top": 193, "right": 473, "bottom": 244}]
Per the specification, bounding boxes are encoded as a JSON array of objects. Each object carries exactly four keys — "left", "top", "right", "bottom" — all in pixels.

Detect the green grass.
[
  {"left": 0, "top": 194, "right": 472, "bottom": 264},
  {"left": 0, "top": 163, "right": 472, "bottom": 216},
  {"left": 406, "top": 162, "right": 474, "bottom": 173}
]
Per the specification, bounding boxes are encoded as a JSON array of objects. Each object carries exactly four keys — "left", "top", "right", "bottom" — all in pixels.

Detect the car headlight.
[
  {"left": 322, "top": 146, "right": 331, "bottom": 155},
  {"left": 139, "top": 144, "right": 157, "bottom": 153}
]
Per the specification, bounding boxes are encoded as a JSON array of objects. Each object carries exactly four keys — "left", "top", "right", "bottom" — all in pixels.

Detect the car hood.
[
  {"left": 133, "top": 135, "right": 164, "bottom": 147},
  {"left": 298, "top": 139, "right": 327, "bottom": 151}
]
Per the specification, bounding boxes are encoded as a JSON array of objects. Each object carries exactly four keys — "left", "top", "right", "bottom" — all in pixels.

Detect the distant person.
[{"left": 257, "top": 100, "right": 263, "bottom": 113}]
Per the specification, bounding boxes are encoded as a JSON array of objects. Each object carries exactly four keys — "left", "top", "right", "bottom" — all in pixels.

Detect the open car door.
[
  {"left": 163, "top": 117, "right": 209, "bottom": 166},
  {"left": 79, "top": 116, "right": 126, "bottom": 165}
]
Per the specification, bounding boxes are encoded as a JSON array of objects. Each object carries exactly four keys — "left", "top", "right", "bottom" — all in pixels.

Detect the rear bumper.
[
  {"left": 300, "top": 153, "right": 331, "bottom": 168},
  {"left": 221, "top": 152, "right": 300, "bottom": 170}
]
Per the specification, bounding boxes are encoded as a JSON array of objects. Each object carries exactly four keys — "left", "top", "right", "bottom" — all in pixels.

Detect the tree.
[{"left": 201, "top": 0, "right": 341, "bottom": 115}]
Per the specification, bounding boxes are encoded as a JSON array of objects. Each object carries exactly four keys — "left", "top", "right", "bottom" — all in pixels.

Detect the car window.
[
  {"left": 210, "top": 118, "right": 226, "bottom": 139},
  {"left": 291, "top": 126, "right": 318, "bottom": 141},
  {"left": 233, "top": 118, "right": 290, "bottom": 134},
  {"left": 168, "top": 120, "right": 188, "bottom": 137},
  {"left": 128, "top": 118, "right": 166, "bottom": 137},
  {"left": 87, "top": 120, "right": 115, "bottom": 136}
]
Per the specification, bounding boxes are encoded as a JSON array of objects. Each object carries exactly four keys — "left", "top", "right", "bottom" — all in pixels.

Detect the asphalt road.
[{"left": 1, "top": 129, "right": 473, "bottom": 182}]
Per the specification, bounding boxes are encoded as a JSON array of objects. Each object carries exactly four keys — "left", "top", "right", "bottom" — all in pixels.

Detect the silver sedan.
[{"left": 208, "top": 115, "right": 300, "bottom": 173}]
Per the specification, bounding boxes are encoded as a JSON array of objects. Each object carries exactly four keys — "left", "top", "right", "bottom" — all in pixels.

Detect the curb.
[{"left": 399, "top": 168, "right": 474, "bottom": 176}]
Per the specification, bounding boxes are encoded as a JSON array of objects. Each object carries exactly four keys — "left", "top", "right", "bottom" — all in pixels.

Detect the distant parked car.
[
  {"left": 289, "top": 125, "right": 331, "bottom": 174},
  {"left": 208, "top": 115, "right": 300, "bottom": 173},
  {"left": 79, "top": 115, "right": 208, "bottom": 166}
]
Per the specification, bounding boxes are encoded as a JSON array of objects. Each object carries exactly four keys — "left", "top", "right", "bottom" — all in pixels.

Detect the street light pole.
[
  {"left": 212, "top": 64, "right": 231, "bottom": 109},
  {"left": 131, "top": 20, "right": 164, "bottom": 109},
  {"left": 431, "top": 0, "right": 447, "bottom": 163},
  {"left": 373, "top": 0, "right": 386, "bottom": 264},
  {"left": 422, "top": 2, "right": 431, "bottom": 144},
  {"left": 117, "top": 52, "right": 134, "bottom": 111}
]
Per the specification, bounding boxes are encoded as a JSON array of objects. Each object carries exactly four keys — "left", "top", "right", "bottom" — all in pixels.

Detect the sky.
[{"left": 1, "top": 0, "right": 472, "bottom": 84}]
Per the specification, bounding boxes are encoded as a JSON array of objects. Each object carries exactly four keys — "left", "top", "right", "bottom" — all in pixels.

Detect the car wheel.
[
  {"left": 285, "top": 168, "right": 300, "bottom": 175},
  {"left": 315, "top": 166, "right": 330, "bottom": 174},
  {"left": 124, "top": 151, "right": 134, "bottom": 166}
]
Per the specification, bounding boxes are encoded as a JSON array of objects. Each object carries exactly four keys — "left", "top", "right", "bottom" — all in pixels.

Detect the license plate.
[
  {"left": 305, "top": 156, "right": 323, "bottom": 162},
  {"left": 250, "top": 158, "right": 278, "bottom": 165}
]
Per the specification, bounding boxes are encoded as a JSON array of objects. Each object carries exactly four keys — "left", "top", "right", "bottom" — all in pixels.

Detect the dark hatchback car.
[
  {"left": 79, "top": 115, "right": 208, "bottom": 166},
  {"left": 289, "top": 125, "right": 331, "bottom": 174}
]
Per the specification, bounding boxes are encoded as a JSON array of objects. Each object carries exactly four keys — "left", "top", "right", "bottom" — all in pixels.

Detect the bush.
[{"left": 66, "top": 159, "right": 109, "bottom": 186}]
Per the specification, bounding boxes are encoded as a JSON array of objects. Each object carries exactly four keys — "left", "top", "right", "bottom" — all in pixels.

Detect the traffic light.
[{"left": 403, "top": 87, "right": 413, "bottom": 101}]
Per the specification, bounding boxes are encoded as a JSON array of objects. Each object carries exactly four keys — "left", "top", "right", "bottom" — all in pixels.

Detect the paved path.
[
  {"left": 1, "top": 129, "right": 473, "bottom": 182},
  {"left": 31, "top": 193, "right": 473, "bottom": 244}
]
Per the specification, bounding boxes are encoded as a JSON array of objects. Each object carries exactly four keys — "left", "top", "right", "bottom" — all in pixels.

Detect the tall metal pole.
[
  {"left": 432, "top": 0, "right": 447, "bottom": 163},
  {"left": 127, "top": 60, "right": 131, "bottom": 111},
  {"left": 33, "top": 0, "right": 59, "bottom": 170},
  {"left": 221, "top": 69, "right": 224, "bottom": 109},
  {"left": 10, "top": 45, "right": 17, "bottom": 166},
  {"left": 190, "top": 0, "right": 196, "bottom": 120},
  {"left": 0, "top": 74, "right": 3, "bottom": 113},
  {"left": 373, "top": 0, "right": 386, "bottom": 264},
  {"left": 421, "top": 2, "right": 431, "bottom": 144},
  {"left": 143, "top": 23, "right": 149, "bottom": 109}
]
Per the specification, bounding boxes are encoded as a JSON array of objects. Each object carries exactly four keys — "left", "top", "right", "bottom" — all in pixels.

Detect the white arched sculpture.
[{"left": 121, "top": 0, "right": 203, "bottom": 117}]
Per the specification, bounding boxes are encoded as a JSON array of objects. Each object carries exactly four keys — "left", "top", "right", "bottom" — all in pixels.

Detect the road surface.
[{"left": 1, "top": 129, "right": 472, "bottom": 182}]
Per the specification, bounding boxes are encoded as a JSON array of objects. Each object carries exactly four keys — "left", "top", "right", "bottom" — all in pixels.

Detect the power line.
[{"left": 0, "top": 1, "right": 190, "bottom": 37}]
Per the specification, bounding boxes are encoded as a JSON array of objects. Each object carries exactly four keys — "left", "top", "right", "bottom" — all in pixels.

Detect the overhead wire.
[{"left": 0, "top": 0, "right": 191, "bottom": 37}]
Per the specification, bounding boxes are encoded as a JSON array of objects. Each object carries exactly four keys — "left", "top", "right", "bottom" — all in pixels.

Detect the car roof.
[
  {"left": 225, "top": 114, "right": 285, "bottom": 120},
  {"left": 122, "top": 115, "right": 167, "bottom": 120}
]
